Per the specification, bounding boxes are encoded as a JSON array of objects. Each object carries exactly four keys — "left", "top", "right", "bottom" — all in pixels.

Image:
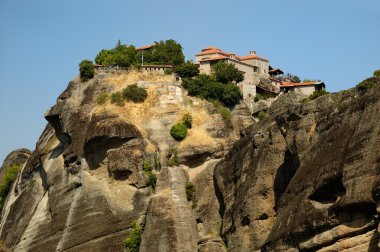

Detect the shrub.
[
  {"left": 122, "top": 84, "right": 148, "bottom": 103},
  {"left": 123, "top": 222, "right": 142, "bottom": 252},
  {"left": 257, "top": 111, "right": 267, "bottom": 120},
  {"left": 186, "top": 182, "right": 195, "bottom": 202},
  {"left": 170, "top": 123, "right": 188, "bottom": 141},
  {"left": 110, "top": 92, "right": 125, "bottom": 106},
  {"left": 357, "top": 77, "right": 378, "bottom": 92},
  {"left": 211, "top": 61, "right": 244, "bottom": 84},
  {"left": 97, "top": 92, "right": 109, "bottom": 105},
  {"left": 154, "top": 152, "right": 161, "bottom": 171},
  {"left": 182, "top": 75, "right": 242, "bottom": 108},
  {"left": 254, "top": 94, "right": 263, "bottom": 102},
  {"left": 96, "top": 40, "right": 136, "bottom": 67},
  {"left": 0, "top": 164, "right": 21, "bottom": 212},
  {"left": 309, "top": 90, "right": 329, "bottom": 100},
  {"left": 175, "top": 62, "right": 200, "bottom": 78},
  {"left": 164, "top": 69, "right": 173, "bottom": 75},
  {"left": 146, "top": 171, "right": 157, "bottom": 190},
  {"left": 211, "top": 100, "right": 232, "bottom": 124},
  {"left": 79, "top": 59, "right": 94, "bottom": 81},
  {"left": 167, "top": 148, "right": 179, "bottom": 167},
  {"left": 373, "top": 69, "right": 380, "bottom": 77},
  {"left": 182, "top": 113, "right": 192, "bottom": 129}
]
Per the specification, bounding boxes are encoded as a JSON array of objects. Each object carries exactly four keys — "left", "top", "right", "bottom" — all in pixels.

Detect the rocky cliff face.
[
  {"left": 215, "top": 77, "right": 380, "bottom": 251},
  {"left": 1, "top": 72, "right": 379, "bottom": 252}
]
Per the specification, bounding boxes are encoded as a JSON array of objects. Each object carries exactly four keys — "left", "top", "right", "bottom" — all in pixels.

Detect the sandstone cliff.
[{"left": 0, "top": 72, "right": 379, "bottom": 252}]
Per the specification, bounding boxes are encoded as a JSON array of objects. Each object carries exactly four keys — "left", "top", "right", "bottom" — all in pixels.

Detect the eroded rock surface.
[
  {"left": 215, "top": 78, "right": 380, "bottom": 251},
  {"left": 1, "top": 72, "right": 379, "bottom": 252}
]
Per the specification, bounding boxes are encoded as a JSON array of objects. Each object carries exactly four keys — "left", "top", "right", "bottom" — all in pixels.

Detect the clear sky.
[{"left": 0, "top": 0, "right": 379, "bottom": 162}]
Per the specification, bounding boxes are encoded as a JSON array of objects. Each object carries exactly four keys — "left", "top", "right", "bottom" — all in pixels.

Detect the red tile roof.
[
  {"left": 240, "top": 54, "right": 269, "bottom": 62},
  {"left": 280, "top": 81, "right": 321, "bottom": 87},
  {"left": 198, "top": 56, "right": 228, "bottom": 62},
  {"left": 196, "top": 46, "right": 268, "bottom": 62},
  {"left": 136, "top": 44, "right": 155, "bottom": 50}
]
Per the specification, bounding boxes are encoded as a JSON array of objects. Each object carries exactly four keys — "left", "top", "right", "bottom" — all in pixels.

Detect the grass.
[
  {"left": 167, "top": 148, "right": 180, "bottom": 167},
  {"left": 210, "top": 100, "right": 232, "bottom": 124},
  {"left": 0, "top": 164, "right": 21, "bottom": 212},
  {"left": 186, "top": 182, "right": 195, "bottom": 201},
  {"left": 309, "top": 90, "right": 329, "bottom": 100},
  {"left": 97, "top": 92, "right": 109, "bottom": 105},
  {"left": 257, "top": 111, "right": 267, "bottom": 120}
]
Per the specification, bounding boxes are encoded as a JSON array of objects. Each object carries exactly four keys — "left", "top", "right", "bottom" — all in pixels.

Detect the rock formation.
[{"left": 0, "top": 72, "right": 379, "bottom": 252}]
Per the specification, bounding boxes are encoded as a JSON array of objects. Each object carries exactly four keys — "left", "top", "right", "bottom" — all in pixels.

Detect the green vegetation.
[
  {"left": 164, "top": 69, "right": 173, "bottom": 75},
  {"left": 186, "top": 182, "right": 195, "bottom": 202},
  {"left": 210, "top": 100, "right": 232, "bottom": 124},
  {"left": 95, "top": 40, "right": 136, "bottom": 67},
  {"left": 97, "top": 92, "right": 109, "bottom": 105},
  {"left": 309, "top": 90, "right": 329, "bottom": 100},
  {"left": 257, "top": 111, "right": 267, "bottom": 120},
  {"left": 110, "top": 92, "right": 125, "bottom": 106},
  {"left": 303, "top": 79, "right": 321, "bottom": 83},
  {"left": 175, "top": 62, "right": 200, "bottom": 78},
  {"left": 182, "top": 113, "right": 192, "bottom": 129},
  {"left": 123, "top": 222, "right": 142, "bottom": 252},
  {"left": 182, "top": 75, "right": 242, "bottom": 108},
  {"left": 143, "top": 158, "right": 157, "bottom": 190},
  {"left": 79, "top": 59, "right": 94, "bottom": 81},
  {"left": 167, "top": 148, "right": 180, "bottom": 167},
  {"left": 122, "top": 84, "right": 148, "bottom": 103},
  {"left": 170, "top": 123, "right": 188, "bottom": 141},
  {"left": 135, "top": 39, "right": 185, "bottom": 66},
  {"left": 373, "top": 69, "right": 380, "bottom": 77},
  {"left": 357, "top": 77, "right": 378, "bottom": 92},
  {"left": 154, "top": 152, "right": 161, "bottom": 171},
  {"left": 285, "top": 73, "right": 301, "bottom": 83},
  {"left": 211, "top": 61, "right": 244, "bottom": 84},
  {"left": 0, "top": 164, "right": 21, "bottom": 212}
]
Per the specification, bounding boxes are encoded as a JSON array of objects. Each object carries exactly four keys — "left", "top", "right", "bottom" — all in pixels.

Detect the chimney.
[{"left": 250, "top": 50, "right": 256, "bottom": 55}]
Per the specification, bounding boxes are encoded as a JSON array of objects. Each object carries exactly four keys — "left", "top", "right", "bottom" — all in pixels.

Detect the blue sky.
[{"left": 0, "top": 0, "right": 379, "bottom": 162}]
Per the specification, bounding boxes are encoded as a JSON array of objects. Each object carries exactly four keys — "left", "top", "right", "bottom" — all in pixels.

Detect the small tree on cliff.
[
  {"left": 211, "top": 61, "right": 244, "bottom": 84},
  {"left": 175, "top": 62, "right": 199, "bottom": 78},
  {"left": 79, "top": 59, "right": 94, "bottom": 81}
]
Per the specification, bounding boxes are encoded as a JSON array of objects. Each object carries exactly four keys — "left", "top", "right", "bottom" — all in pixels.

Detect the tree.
[
  {"left": 211, "top": 61, "right": 244, "bottom": 84},
  {"left": 175, "top": 62, "right": 199, "bottom": 78},
  {"left": 94, "top": 40, "right": 136, "bottom": 67},
  {"left": 374, "top": 69, "right": 380, "bottom": 77},
  {"left": 285, "top": 73, "right": 301, "bottom": 83},
  {"left": 136, "top": 39, "right": 185, "bottom": 66},
  {"left": 182, "top": 74, "right": 242, "bottom": 108},
  {"left": 79, "top": 59, "right": 94, "bottom": 81}
]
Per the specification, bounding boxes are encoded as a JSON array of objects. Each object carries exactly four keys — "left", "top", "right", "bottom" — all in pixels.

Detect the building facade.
[
  {"left": 280, "top": 81, "right": 326, "bottom": 96},
  {"left": 194, "top": 46, "right": 270, "bottom": 99}
]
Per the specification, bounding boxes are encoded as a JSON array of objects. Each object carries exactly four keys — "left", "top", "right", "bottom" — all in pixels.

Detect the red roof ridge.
[{"left": 136, "top": 44, "right": 155, "bottom": 50}]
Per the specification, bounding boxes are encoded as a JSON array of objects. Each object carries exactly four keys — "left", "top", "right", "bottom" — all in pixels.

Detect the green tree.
[
  {"left": 182, "top": 75, "right": 242, "bottom": 108},
  {"left": 136, "top": 39, "right": 185, "bottom": 66},
  {"left": 94, "top": 40, "right": 136, "bottom": 67},
  {"left": 211, "top": 61, "right": 244, "bottom": 84},
  {"left": 79, "top": 59, "right": 94, "bottom": 81},
  {"left": 374, "top": 69, "right": 380, "bottom": 77},
  {"left": 175, "top": 62, "right": 200, "bottom": 78},
  {"left": 285, "top": 73, "right": 301, "bottom": 83}
]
